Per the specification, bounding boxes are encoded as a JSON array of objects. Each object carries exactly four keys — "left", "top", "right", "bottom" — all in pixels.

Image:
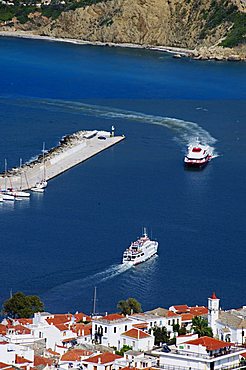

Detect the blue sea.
[{"left": 0, "top": 36, "right": 245, "bottom": 315}]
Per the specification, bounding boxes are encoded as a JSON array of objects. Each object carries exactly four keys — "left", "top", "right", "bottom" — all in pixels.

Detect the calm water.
[{"left": 0, "top": 37, "right": 245, "bottom": 314}]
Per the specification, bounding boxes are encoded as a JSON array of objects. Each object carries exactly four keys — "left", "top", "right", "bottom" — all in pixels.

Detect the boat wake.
[
  {"left": 42, "top": 263, "right": 132, "bottom": 300},
  {"left": 1, "top": 96, "right": 217, "bottom": 148}
]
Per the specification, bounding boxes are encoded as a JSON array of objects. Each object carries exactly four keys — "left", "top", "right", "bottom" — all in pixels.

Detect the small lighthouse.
[{"left": 111, "top": 125, "right": 115, "bottom": 137}]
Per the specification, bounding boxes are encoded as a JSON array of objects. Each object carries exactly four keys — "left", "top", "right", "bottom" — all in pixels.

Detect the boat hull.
[{"left": 184, "top": 156, "right": 211, "bottom": 168}]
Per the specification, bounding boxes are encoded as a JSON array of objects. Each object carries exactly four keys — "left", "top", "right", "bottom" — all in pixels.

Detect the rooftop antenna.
[{"left": 92, "top": 286, "right": 97, "bottom": 317}]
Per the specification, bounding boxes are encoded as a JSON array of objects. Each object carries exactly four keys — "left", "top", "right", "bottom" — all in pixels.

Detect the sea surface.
[{"left": 0, "top": 36, "right": 245, "bottom": 315}]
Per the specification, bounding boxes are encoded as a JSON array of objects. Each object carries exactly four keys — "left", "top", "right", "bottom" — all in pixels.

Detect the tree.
[
  {"left": 117, "top": 298, "right": 142, "bottom": 315},
  {"left": 115, "top": 345, "right": 132, "bottom": 356},
  {"left": 152, "top": 326, "right": 170, "bottom": 345},
  {"left": 191, "top": 316, "right": 213, "bottom": 338},
  {"left": 3, "top": 292, "right": 44, "bottom": 318},
  {"left": 173, "top": 323, "right": 187, "bottom": 336}
]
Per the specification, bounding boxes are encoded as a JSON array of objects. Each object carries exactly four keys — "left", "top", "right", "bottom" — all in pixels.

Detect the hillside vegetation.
[{"left": 0, "top": 0, "right": 245, "bottom": 53}]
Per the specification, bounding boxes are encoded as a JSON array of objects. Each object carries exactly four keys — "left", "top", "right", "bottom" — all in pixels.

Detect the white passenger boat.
[
  {"left": 184, "top": 139, "right": 212, "bottom": 168},
  {"left": 122, "top": 229, "right": 158, "bottom": 265}
]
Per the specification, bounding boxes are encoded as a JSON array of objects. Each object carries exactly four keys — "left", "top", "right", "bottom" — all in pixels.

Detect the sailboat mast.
[
  {"left": 20, "top": 158, "right": 22, "bottom": 190},
  {"left": 4, "top": 158, "right": 7, "bottom": 190},
  {"left": 92, "top": 286, "right": 97, "bottom": 316},
  {"left": 42, "top": 142, "right": 46, "bottom": 181}
]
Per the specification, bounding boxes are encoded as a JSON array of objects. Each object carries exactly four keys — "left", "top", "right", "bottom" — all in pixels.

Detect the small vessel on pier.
[
  {"left": 122, "top": 228, "right": 158, "bottom": 266},
  {"left": 184, "top": 139, "right": 212, "bottom": 168},
  {"left": 31, "top": 180, "right": 47, "bottom": 193},
  {"left": 4, "top": 189, "right": 30, "bottom": 198}
]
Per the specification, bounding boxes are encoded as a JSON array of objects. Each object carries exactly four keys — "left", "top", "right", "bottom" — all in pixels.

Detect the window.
[
  {"left": 123, "top": 339, "right": 126, "bottom": 345},
  {"left": 125, "top": 325, "right": 127, "bottom": 331},
  {"left": 114, "top": 327, "right": 117, "bottom": 333},
  {"left": 105, "top": 327, "right": 107, "bottom": 334},
  {"left": 168, "top": 320, "right": 171, "bottom": 325},
  {"left": 132, "top": 341, "right": 135, "bottom": 348},
  {"left": 150, "top": 322, "right": 152, "bottom": 327},
  {"left": 95, "top": 324, "right": 97, "bottom": 330}
]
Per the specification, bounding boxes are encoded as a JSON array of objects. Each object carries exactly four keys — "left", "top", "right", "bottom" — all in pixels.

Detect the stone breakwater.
[{"left": 0, "top": 130, "right": 125, "bottom": 191}]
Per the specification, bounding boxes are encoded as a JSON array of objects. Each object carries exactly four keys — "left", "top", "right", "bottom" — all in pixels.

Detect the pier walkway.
[{"left": 0, "top": 130, "right": 125, "bottom": 191}]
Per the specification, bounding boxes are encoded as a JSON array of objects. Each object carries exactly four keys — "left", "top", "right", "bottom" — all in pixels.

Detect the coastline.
[
  {"left": 0, "top": 30, "right": 194, "bottom": 57},
  {"left": 0, "top": 30, "right": 245, "bottom": 61}
]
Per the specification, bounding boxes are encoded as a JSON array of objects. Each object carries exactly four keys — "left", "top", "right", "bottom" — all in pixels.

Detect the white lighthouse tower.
[{"left": 208, "top": 292, "right": 220, "bottom": 337}]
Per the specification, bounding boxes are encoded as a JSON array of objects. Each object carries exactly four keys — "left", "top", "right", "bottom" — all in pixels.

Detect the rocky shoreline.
[{"left": 0, "top": 30, "right": 245, "bottom": 61}]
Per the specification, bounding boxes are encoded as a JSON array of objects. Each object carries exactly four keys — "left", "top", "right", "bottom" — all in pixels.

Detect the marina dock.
[{"left": 0, "top": 130, "right": 125, "bottom": 191}]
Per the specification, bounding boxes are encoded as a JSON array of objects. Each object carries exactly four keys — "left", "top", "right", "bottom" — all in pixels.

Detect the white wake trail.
[
  {"left": 43, "top": 263, "right": 132, "bottom": 299},
  {"left": 33, "top": 98, "right": 217, "bottom": 146}
]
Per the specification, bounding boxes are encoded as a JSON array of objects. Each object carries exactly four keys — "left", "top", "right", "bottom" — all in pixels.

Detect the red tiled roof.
[
  {"left": 61, "top": 349, "right": 93, "bottom": 361},
  {"left": 62, "top": 337, "right": 76, "bottom": 343},
  {"left": 83, "top": 352, "right": 122, "bottom": 364},
  {"left": 73, "top": 323, "right": 92, "bottom": 336},
  {"left": 8, "top": 325, "right": 31, "bottom": 335},
  {"left": 122, "top": 328, "right": 150, "bottom": 339},
  {"left": 74, "top": 312, "right": 92, "bottom": 322},
  {"left": 190, "top": 307, "right": 208, "bottom": 316},
  {"left": 53, "top": 323, "right": 69, "bottom": 331},
  {"left": 133, "top": 323, "right": 148, "bottom": 329},
  {"left": 15, "top": 356, "right": 32, "bottom": 364},
  {"left": 34, "top": 356, "right": 53, "bottom": 366},
  {"left": 101, "top": 314, "right": 124, "bottom": 321},
  {"left": 167, "top": 311, "right": 179, "bottom": 317},
  {"left": 46, "top": 348, "right": 60, "bottom": 356},
  {"left": 0, "top": 325, "right": 7, "bottom": 335},
  {"left": 0, "top": 363, "right": 16, "bottom": 370},
  {"left": 181, "top": 313, "right": 194, "bottom": 321},
  {"left": 241, "top": 352, "right": 246, "bottom": 358},
  {"left": 172, "top": 305, "right": 189, "bottom": 313},
  {"left": 186, "top": 336, "right": 234, "bottom": 351},
  {"left": 17, "top": 318, "right": 33, "bottom": 325}
]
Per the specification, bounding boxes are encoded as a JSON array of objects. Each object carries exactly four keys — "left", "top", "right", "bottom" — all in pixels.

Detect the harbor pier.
[{"left": 0, "top": 130, "right": 125, "bottom": 191}]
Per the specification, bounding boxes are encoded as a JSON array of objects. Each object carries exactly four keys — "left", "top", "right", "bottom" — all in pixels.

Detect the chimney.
[{"left": 98, "top": 357, "right": 101, "bottom": 364}]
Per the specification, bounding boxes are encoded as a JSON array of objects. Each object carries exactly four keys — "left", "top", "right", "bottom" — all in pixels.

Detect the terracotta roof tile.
[
  {"left": 172, "top": 305, "right": 189, "bottom": 313},
  {"left": 0, "top": 363, "right": 16, "bottom": 370},
  {"left": 186, "top": 336, "right": 234, "bottom": 351},
  {"left": 15, "top": 355, "right": 32, "bottom": 364},
  {"left": 83, "top": 352, "right": 122, "bottom": 364},
  {"left": 133, "top": 323, "right": 148, "bottom": 329},
  {"left": 122, "top": 328, "right": 150, "bottom": 339},
  {"left": 101, "top": 314, "right": 124, "bottom": 321},
  {"left": 8, "top": 325, "right": 31, "bottom": 335},
  {"left": 181, "top": 313, "right": 194, "bottom": 321},
  {"left": 34, "top": 356, "right": 53, "bottom": 367},
  {"left": 61, "top": 349, "right": 93, "bottom": 361}
]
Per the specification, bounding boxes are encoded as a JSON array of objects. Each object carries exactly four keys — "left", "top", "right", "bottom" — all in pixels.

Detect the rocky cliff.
[{"left": 2, "top": 0, "right": 246, "bottom": 60}]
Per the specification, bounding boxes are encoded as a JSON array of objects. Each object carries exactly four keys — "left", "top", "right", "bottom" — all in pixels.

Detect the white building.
[
  {"left": 133, "top": 308, "right": 181, "bottom": 337},
  {"left": 92, "top": 314, "right": 139, "bottom": 349},
  {"left": 208, "top": 293, "right": 246, "bottom": 344},
  {"left": 114, "top": 349, "right": 157, "bottom": 370},
  {"left": 152, "top": 336, "right": 245, "bottom": 370},
  {"left": 120, "top": 328, "right": 154, "bottom": 351}
]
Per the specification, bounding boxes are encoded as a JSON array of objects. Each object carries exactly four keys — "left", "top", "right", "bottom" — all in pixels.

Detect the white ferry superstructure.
[
  {"left": 122, "top": 229, "right": 158, "bottom": 266},
  {"left": 184, "top": 139, "right": 212, "bottom": 168}
]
